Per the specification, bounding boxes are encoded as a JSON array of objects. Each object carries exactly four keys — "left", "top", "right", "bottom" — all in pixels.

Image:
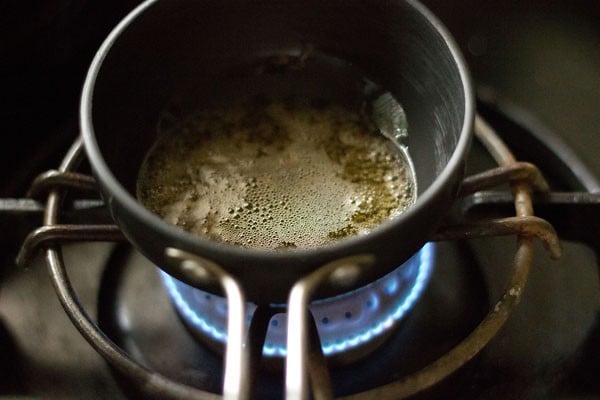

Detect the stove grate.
[{"left": 16, "top": 114, "right": 561, "bottom": 400}]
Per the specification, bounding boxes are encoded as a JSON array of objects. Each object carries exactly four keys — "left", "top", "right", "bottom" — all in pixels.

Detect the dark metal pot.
[{"left": 81, "top": 0, "right": 474, "bottom": 304}]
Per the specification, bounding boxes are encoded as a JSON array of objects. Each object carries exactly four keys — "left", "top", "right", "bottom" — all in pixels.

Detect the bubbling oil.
[{"left": 137, "top": 98, "right": 416, "bottom": 249}]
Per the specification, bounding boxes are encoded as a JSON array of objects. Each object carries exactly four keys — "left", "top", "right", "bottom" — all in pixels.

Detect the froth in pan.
[{"left": 137, "top": 98, "right": 416, "bottom": 249}]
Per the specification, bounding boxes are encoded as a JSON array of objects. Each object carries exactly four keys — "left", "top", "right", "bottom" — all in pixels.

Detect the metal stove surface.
[
  {"left": 1, "top": 1, "right": 599, "bottom": 399},
  {"left": 1, "top": 102, "right": 598, "bottom": 399}
]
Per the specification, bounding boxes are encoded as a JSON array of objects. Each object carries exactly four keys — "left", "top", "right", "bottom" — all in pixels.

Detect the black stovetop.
[{"left": 0, "top": 1, "right": 598, "bottom": 399}]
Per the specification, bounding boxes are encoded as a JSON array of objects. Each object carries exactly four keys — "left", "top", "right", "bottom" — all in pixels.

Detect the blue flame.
[{"left": 160, "top": 242, "right": 435, "bottom": 357}]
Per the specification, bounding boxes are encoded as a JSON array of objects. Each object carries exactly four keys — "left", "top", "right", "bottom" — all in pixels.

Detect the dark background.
[{"left": 425, "top": 0, "right": 599, "bottom": 179}]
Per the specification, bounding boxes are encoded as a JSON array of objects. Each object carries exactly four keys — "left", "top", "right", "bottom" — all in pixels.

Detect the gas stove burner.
[
  {"left": 160, "top": 243, "right": 435, "bottom": 359},
  {"left": 5, "top": 99, "right": 598, "bottom": 399}
]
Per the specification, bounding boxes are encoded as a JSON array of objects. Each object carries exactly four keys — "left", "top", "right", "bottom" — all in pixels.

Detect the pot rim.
[{"left": 80, "top": 0, "right": 474, "bottom": 268}]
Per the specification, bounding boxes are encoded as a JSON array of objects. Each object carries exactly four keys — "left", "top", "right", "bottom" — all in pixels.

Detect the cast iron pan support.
[{"left": 17, "top": 115, "right": 562, "bottom": 400}]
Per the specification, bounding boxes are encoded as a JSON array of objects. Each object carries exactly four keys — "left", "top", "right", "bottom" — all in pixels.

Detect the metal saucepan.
[{"left": 81, "top": 0, "right": 474, "bottom": 304}]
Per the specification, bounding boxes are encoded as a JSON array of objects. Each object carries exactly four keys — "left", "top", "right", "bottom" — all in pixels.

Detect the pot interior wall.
[{"left": 91, "top": 0, "right": 466, "bottom": 202}]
